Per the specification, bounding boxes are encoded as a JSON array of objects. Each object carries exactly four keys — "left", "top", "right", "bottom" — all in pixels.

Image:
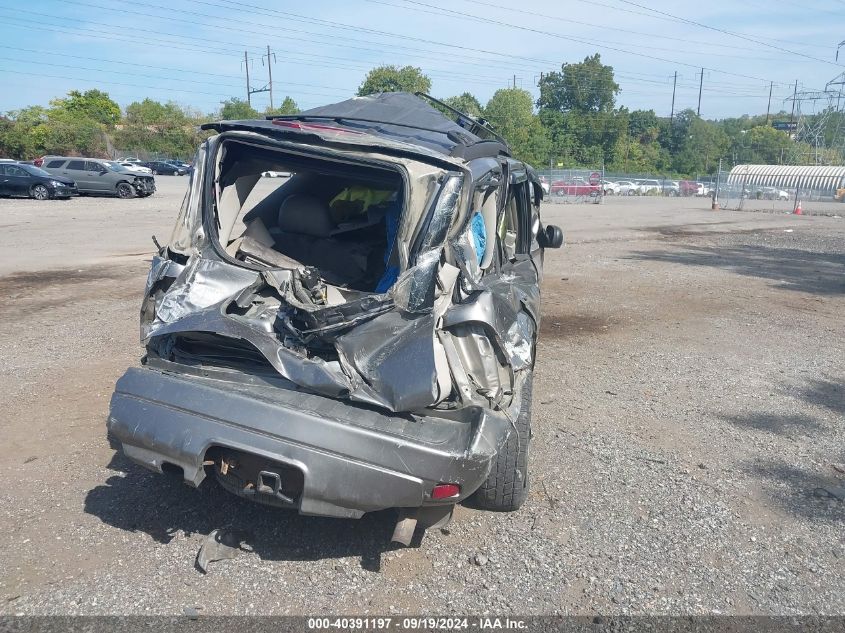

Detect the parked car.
[
  {"left": 601, "top": 179, "right": 620, "bottom": 195},
  {"left": 679, "top": 180, "right": 699, "bottom": 196},
  {"left": 41, "top": 157, "right": 155, "bottom": 198},
  {"left": 538, "top": 176, "right": 550, "bottom": 195},
  {"left": 749, "top": 186, "right": 788, "bottom": 201},
  {"left": 143, "top": 160, "right": 188, "bottom": 175},
  {"left": 0, "top": 162, "right": 77, "bottom": 199},
  {"left": 615, "top": 180, "right": 639, "bottom": 196},
  {"left": 117, "top": 161, "right": 153, "bottom": 174},
  {"left": 662, "top": 180, "right": 680, "bottom": 196},
  {"left": 696, "top": 182, "right": 715, "bottom": 197},
  {"left": 637, "top": 179, "right": 662, "bottom": 195},
  {"left": 166, "top": 160, "right": 192, "bottom": 170},
  {"left": 107, "top": 92, "right": 564, "bottom": 541},
  {"left": 551, "top": 177, "right": 599, "bottom": 196},
  {"left": 261, "top": 170, "right": 291, "bottom": 178}
]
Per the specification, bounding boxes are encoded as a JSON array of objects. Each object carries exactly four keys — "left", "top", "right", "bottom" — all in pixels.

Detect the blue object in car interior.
[
  {"left": 471, "top": 211, "right": 486, "bottom": 264},
  {"left": 375, "top": 203, "right": 401, "bottom": 293}
]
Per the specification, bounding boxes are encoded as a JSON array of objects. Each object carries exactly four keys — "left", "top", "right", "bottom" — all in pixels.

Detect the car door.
[
  {"left": 4, "top": 164, "right": 32, "bottom": 196},
  {"left": 85, "top": 160, "right": 110, "bottom": 192},
  {"left": 0, "top": 165, "right": 9, "bottom": 195},
  {"left": 64, "top": 159, "right": 94, "bottom": 191}
]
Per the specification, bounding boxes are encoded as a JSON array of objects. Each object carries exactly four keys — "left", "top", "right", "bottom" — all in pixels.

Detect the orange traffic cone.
[{"left": 794, "top": 202, "right": 803, "bottom": 215}]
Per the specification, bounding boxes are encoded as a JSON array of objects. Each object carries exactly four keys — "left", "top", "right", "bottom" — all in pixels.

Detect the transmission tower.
[{"left": 784, "top": 76, "right": 845, "bottom": 165}]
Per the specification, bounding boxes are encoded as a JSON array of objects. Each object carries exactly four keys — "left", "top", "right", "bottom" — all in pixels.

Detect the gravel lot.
[{"left": 0, "top": 179, "right": 842, "bottom": 616}]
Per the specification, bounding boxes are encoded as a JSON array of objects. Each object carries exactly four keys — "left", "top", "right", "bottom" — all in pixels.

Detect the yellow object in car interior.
[{"left": 330, "top": 186, "right": 394, "bottom": 222}]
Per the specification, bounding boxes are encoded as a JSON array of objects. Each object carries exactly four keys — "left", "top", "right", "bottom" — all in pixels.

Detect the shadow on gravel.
[
  {"left": 84, "top": 451, "right": 410, "bottom": 573},
  {"left": 743, "top": 458, "right": 844, "bottom": 523},
  {"left": 723, "top": 412, "right": 825, "bottom": 436},
  {"left": 799, "top": 379, "right": 845, "bottom": 416},
  {"left": 627, "top": 244, "right": 845, "bottom": 295}
]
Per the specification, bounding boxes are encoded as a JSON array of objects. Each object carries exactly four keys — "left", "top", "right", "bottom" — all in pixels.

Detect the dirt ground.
[{"left": 0, "top": 179, "right": 842, "bottom": 615}]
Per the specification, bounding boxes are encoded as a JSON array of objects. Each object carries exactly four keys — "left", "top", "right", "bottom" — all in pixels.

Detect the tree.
[
  {"left": 734, "top": 125, "right": 792, "bottom": 164},
  {"left": 265, "top": 96, "right": 300, "bottom": 116},
  {"left": 117, "top": 99, "right": 210, "bottom": 159},
  {"left": 357, "top": 65, "right": 431, "bottom": 96},
  {"left": 50, "top": 89, "right": 121, "bottom": 127},
  {"left": 537, "top": 54, "right": 619, "bottom": 114},
  {"left": 484, "top": 88, "right": 549, "bottom": 166},
  {"left": 441, "top": 93, "right": 483, "bottom": 118},
  {"left": 220, "top": 98, "right": 259, "bottom": 120}
]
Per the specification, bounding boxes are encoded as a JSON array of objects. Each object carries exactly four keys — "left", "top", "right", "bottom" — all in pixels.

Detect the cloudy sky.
[{"left": 0, "top": 0, "right": 843, "bottom": 119}]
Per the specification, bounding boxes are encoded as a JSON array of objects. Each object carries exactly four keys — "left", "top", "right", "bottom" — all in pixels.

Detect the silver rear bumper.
[{"left": 107, "top": 367, "right": 509, "bottom": 518}]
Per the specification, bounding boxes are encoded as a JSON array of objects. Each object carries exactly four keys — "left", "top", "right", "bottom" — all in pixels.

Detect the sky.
[{"left": 0, "top": 0, "right": 843, "bottom": 120}]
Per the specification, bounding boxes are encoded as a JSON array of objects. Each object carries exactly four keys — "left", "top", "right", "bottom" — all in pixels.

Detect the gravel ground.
[{"left": 0, "top": 181, "right": 842, "bottom": 615}]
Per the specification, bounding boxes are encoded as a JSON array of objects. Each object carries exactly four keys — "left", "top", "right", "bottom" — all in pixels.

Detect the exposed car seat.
[{"left": 273, "top": 194, "right": 373, "bottom": 288}]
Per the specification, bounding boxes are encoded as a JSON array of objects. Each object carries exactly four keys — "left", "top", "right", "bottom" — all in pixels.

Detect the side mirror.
[{"left": 539, "top": 224, "right": 564, "bottom": 249}]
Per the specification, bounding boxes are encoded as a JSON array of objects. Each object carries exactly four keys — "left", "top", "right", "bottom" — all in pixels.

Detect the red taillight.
[{"left": 431, "top": 483, "right": 461, "bottom": 500}]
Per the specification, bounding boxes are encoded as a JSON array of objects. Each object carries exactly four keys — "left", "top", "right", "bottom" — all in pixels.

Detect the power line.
[
  {"left": 367, "top": 0, "right": 819, "bottom": 85},
  {"left": 610, "top": 0, "right": 844, "bottom": 67},
  {"left": 457, "top": 0, "right": 824, "bottom": 56}
]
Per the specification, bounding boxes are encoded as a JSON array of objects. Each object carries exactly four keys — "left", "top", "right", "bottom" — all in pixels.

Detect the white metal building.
[{"left": 727, "top": 164, "right": 845, "bottom": 193}]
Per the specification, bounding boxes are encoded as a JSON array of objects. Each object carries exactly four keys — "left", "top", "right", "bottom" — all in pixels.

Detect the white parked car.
[
  {"left": 116, "top": 161, "right": 153, "bottom": 174},
  {"left": 662, "top": 180, "right": 680, "bottom": 196},
  {"left": 601, "top": 180, "right": 620, "bottom": 195},
  {"left": 539, "top": 177, "right": 550, "bottom": 195},
  {"left": 261, "top": 171, "right": 291, "bottom": 178},
  {"left": 638, "top": 179, "right": 662, "bottom": 195},
  {"left": 616, "top": 180, "right": 640, "bottom": 196}
]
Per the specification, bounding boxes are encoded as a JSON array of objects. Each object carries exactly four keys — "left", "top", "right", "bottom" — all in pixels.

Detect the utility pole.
[
  {"left": 264, "top": 45, "right": 276, "bottom": 111},
  {"left": 670, "top": 71, "right": 677, "bottom": 126},
  {"left": 789, "top": 80, "right": 798, "bottom": 126},
  {"left": 697, "top": 67, "right": 704, "bottom": 116},
  {"left": 244, "top": 51, "right": 251, "bottom": 106},
  {"left": 765, "top": 81, "right": 773, "bottom": 125},
  {"left": 513, "top": 74, "right": 516, "bottom": 89}
]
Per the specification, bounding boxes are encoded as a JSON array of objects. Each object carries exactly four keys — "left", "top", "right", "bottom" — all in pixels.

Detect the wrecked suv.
[{"left": 108, "top": 92, "right": 563, "bottom": 542}]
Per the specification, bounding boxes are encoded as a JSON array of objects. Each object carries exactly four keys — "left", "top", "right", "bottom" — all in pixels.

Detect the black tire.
[
  {"left": 151, "top": 169, "right": 158, "bottom": 175},
  {"left": 116, "top": 182, "right": 135, "bottom": 199},
  {"left": 30, "top": 184, "right": 50, "bottom": 200},
  {"left": 469, "top": 374, "right": 533, "bottom": 511}
]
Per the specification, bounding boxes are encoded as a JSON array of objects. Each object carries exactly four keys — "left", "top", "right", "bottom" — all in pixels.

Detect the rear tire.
[{"left": 469, "top": 374, "right": 533, "bottom": 511}]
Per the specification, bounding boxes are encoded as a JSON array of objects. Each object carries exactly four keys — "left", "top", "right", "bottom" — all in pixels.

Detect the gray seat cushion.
[{"left": 278, "top": 194, "right": 334, "bottom": 237}]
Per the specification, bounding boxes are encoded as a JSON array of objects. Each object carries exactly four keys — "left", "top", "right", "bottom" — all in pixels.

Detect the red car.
[
  {"left": 550, "top": 178, "right": 600, "bottom": 196},
  {"left": 679, "top": 180, "right": 698, "bottom": 196}
]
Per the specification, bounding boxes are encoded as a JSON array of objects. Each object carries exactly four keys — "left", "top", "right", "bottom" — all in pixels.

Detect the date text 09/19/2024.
[{"left": 307, "top": 617, "right": 528, "bottom": 630}]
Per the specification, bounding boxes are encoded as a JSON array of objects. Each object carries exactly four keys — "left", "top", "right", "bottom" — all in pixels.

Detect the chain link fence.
[{"left": 537, "top": 169, "right": 720, "bottom": 203}]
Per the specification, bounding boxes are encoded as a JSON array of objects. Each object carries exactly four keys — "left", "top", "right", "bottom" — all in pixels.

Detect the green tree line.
[
  {"left": 2, "top": 57, "right": 842, "bottom": 174},
  {"left": 0, "top": 91, "right": 302, "bottom": 161}
]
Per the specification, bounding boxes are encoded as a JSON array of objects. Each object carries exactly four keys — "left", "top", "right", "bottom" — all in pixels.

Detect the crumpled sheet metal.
[
  {"left": 155, "top": 257, "right": 259, "bottom": 324},
  {"left": 144, "top": 252, "right": 453, "bottom": 412},
  {"left": 335, "top": 311, "right": 441, "bottom": 412},
  {"left": 441, "top": 265, "right": 540, "bottom": 372},
  {"left": 148, "top": 303, "right": 352, "bottom": 398}
]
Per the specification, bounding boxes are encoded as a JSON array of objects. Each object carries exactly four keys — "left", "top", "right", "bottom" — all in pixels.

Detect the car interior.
[{"left": 213, "top": 140, "right": 405, "bottom": 293}]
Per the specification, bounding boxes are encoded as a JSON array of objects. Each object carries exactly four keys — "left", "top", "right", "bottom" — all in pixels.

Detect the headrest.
[{"left": 278, "top": 194, "right": 334, "bottom": 237}]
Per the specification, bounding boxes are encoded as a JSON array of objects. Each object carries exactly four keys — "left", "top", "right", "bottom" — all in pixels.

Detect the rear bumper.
[{"left": 107, "top": 366, "right": 510, "bottom": 518}]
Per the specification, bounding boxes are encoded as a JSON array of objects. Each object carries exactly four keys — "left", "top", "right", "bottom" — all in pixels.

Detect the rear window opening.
[{"left": 212, "top": 139, "right": 405, "bottom": 293}]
